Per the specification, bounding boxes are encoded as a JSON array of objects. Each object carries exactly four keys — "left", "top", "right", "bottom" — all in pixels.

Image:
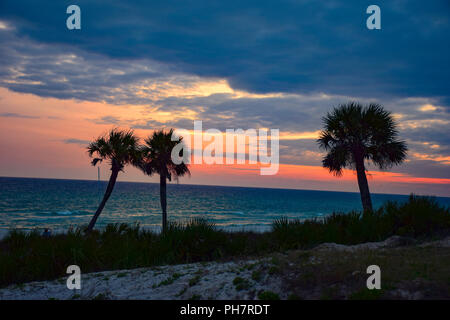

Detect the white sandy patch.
[
  {"left": 0, "top": 258, "right": 283, "bottom": 300},
  {"left": 315, "top": 235, "right": 450, "bottom": 252}
]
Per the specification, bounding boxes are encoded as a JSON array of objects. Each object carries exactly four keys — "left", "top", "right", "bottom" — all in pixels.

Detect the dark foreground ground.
[
  {"left": 276, "top": 236, "right": 450, "bottom": 299},
  {"left": 1, "top": 235, "right": 448, "bottom": 300}
]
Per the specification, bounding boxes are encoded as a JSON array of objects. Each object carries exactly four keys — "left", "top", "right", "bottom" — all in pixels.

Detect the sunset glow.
[
  {"left": 1, "top": 84, "right": 449, "bottom": 197},
  {"left": 1, "top": 2, "right": 449, "bottom": 198}
]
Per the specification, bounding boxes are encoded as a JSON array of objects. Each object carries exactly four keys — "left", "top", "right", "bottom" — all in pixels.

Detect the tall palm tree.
[
  {"left": 86, "top": 128, "right": 141, "bottom": 232},
  {"left": 138, "top": 129, "right": 190, "bottom": 233},
  {"left": 317, "top": 102, "right": 407, "bottom": 212}
]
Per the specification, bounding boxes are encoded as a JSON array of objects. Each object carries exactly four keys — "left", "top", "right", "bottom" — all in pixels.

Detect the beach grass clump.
[
  {"left": 153, "top": 273, "right": 183, "bottom": 288},
  {"left": 383, "top": 195, "right": 450, "bottom": 237},
  {"left": 272, "top": 195, "right": 450, "bottom": 248},
  {"left": 188, "top": 275, "right": 201, "bottom": 286},
  {"left": 251, "top": 270, "right": 262, "bottom": 281},
  {"left": 160, "top": 218, "right": 228, "bottom": 263},
  {"left": 258, "top": 291, "right": 280, "bottom": 300},
  {"left": 0, "top": 195, "right": 448, "bottom": 288},
  {"left": 233, "top": 276, "right": 250, "bottom": 291}
]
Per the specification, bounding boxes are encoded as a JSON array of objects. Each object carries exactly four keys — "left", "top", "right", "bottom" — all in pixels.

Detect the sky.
[{"left": 0, "top": 0, "right": 449, "bottom": 197}]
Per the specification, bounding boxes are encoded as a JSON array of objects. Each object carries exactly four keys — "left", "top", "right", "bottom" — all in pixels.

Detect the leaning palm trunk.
[
  {"left": 86, "top": 128, "right": 141, "bottom": 233},
  {"left": 86, "top": 168, "right": 119, "bottom": 232},
  {"left": 355, "top": 157, "right": 373, "bottom": 212},
  {"left": 160, "top": 174, "right": 167, "bottom": 233}
]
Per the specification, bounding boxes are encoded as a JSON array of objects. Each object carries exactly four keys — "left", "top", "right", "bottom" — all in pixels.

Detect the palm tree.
[
  {"left": 86, "top": 128, "right": 141, "bottom": 232},
  {"left": 317, "top": 102, "right": 407, "bottom": 212},
  {"left": 138, "top": 129, "right": 190, "bottom": 233}
]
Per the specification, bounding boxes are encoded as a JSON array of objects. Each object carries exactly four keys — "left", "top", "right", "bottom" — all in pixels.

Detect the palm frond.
[
  {"left": 317, "top": 102, "right": 407, "bottom": 174},
  {"left": 139, "top": 129, "right": 190, "bottom": 180},
  {"left": 91, "top": 158, "right": 102, "bottom": 167},
  {"left": 87, "top": 128, "right": 141, "bottom": 171}
]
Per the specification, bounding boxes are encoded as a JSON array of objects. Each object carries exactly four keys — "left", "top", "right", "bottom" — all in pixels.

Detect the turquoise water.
[{"left": 1, "top": 177, "right": 449, "bottom": 235}]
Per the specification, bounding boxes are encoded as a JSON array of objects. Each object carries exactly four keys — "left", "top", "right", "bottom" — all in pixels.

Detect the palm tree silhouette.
[
  {"left": 138, "top": 129, "right": 190, "bottom": 233},
  {"left": 86, "top": 128, "right": 141, "bottom": 232},
  {"left": 318, "top": 102, "right": 407, "bottom": 212}
]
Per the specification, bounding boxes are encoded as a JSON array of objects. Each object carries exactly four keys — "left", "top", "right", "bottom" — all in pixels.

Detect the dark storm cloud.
[
  {"left": 0, "top": 29, "right": 174, "bottom": 104},
  {"left": 0, "top": 0, "right": 449, "bottom": 104}
]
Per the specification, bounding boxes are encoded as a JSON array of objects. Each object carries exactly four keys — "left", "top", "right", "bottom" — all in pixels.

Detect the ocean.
[{"left": 1, "top": 176, "right": 449, "bottom": 236}]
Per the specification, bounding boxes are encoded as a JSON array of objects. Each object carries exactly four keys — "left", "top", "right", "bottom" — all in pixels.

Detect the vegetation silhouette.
[
  {"left": 318, "top": 102, "right": 407, "bottom": 211},
  {"left": 137, "top": 129, "right": 190, "bottom": 233},
  {"left": 1, "top": 195, "right": 448, "bottom": 288},
  {"left": 85, "top": 128, "right": 141, "bottom": 232}
]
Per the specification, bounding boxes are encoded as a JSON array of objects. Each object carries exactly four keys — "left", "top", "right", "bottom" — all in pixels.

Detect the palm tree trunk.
[
  {"left": 160, "top": 174, "right": 167, "bottom": 233},
  {"left": 355, "top": 157, "right": 373, "bottom": 212},
  {"left": 86, "top": 168, "right": 119, "bottom": 232}
]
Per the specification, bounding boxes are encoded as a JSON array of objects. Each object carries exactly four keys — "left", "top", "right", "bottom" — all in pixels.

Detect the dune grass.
[
  {"left": 272, "top": 194, "right": 450, "bottom": 248},
  {"left": 0, "top": 195, "right": 448, "bottom": 288}
]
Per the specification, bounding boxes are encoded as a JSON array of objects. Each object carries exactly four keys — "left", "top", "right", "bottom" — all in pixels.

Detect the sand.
[{"left": 0, "top": 257, "right": 282, "bottom": 300}]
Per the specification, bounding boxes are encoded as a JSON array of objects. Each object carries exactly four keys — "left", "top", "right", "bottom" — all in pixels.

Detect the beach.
[{"left": 2, "top": 235, "right": 449, "bottom": 300}]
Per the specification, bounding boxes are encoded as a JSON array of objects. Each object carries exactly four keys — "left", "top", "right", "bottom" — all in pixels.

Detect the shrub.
[{"left": 0, "top": 195, "right": 447, "bottom": 287}]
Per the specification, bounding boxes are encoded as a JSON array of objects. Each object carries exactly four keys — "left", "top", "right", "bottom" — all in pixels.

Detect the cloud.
[
  {"left": 0, "top": 0, "right": 449, "bottom": 183},
  {"left": 94, "top": 116, "right": 122, "bottom": 125},
  {"left": 1, "top": 0, "right": 449, "bottom": 104},
  {"left": 0, "top": 20, "right": 13, "bottom": 30},
  {"left": 0, "top": 112, "right": 38, "bottom": 119},
  {"left": 62, "top": 138, "right": 90, "bottom": 146},
  {"left": 0, "top": 31, "right": 177, "bottom": 103}
]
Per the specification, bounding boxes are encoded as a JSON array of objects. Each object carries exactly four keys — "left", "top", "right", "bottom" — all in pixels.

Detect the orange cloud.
[{"left": 1, "top": 87, "right": 449, "bottom": 197}]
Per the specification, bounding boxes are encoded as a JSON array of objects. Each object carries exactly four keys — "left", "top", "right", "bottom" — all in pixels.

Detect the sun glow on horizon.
[{"left": 1, "top": 85, "right": 449, "bottom": 197}]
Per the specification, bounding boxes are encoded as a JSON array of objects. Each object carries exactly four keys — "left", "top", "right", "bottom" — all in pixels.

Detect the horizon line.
[{"left": 1, "top": 174, "right": 448, "bottom": 199}]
